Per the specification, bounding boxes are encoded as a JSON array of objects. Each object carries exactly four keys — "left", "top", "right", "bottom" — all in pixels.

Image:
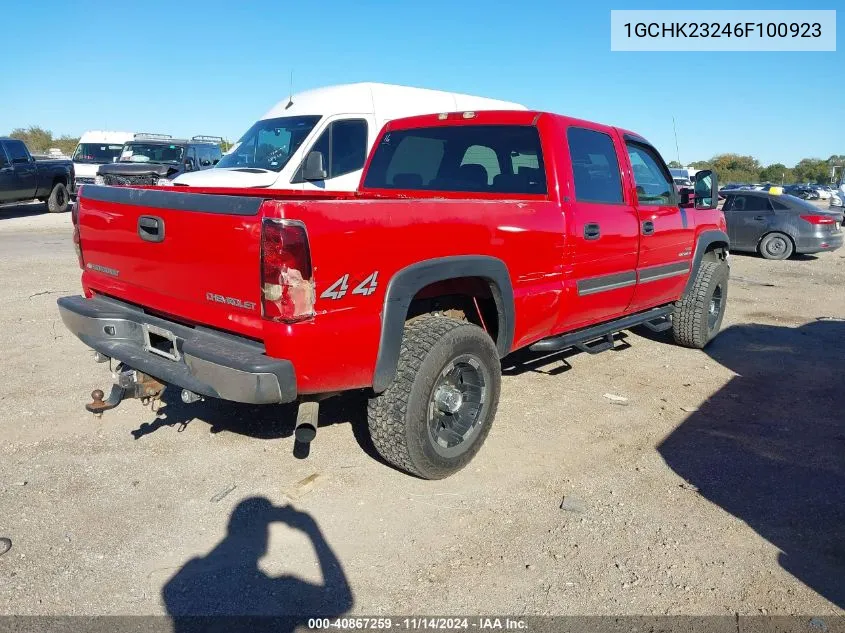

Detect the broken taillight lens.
[{"left": 260, "top": 218, "right": 315, "bottom": 322}]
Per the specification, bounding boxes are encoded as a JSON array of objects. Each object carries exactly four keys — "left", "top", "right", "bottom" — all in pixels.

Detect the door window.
[
  {"left": 627, "top": 144, "right": 674, "bottom": 205},
  {"left": 731, "top": 195, "right": 771, "bottom": 212},
  {"left": 5, "top": 140, "right": 31, "bottom": 164},
  {"left": 566, "top": 128, "right": 623, "bottom": 204},
  {"left": 0, "top": 146, "right": 7, "bottom": 169},
  {"left": 294, "top": 119, "right": 368, "bottom": 181}
]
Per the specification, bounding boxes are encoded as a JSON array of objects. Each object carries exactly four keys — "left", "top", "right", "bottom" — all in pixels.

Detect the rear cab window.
[{"left": 363, "top": 125, "right": 546, "bottom": 195}]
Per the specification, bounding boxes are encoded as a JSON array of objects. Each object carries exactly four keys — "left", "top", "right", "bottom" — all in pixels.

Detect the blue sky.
[{"left": 1, "top": 0, "right": 841, "bottom": 166}]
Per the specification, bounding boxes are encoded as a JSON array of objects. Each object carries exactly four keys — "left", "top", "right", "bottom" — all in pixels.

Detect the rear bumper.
[
  {"left": 57, "top": 295, "right": 297, "bottom": 404},
  {"left": 796, "top": 232, "right": 844, "bottom": 254}
]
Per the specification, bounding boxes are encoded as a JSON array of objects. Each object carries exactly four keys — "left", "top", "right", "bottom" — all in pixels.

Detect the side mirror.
[
  {"left": 302, "top": 151, "right": 327, "bottom": 181},
  {"left": 184, "top": 158, "right": 195, "bottom": 172},
  {"left": 212, "top": 158, "right": 220, "bottom": 165},
  {"left": 679, "top": 187, "right": 695, "bottom": 208},
  {"left": 693, "top": 169, "right": 718, "bottom": 210}
]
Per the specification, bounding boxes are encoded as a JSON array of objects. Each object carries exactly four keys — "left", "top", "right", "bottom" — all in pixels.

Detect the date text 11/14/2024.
[{"left": 307, "top": 617, "right": 528, "bottom": 631}]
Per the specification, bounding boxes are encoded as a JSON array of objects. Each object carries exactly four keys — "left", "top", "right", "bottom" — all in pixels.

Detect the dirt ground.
[{"left": 0, "top": 201, "right": 843, "bottom": 620}]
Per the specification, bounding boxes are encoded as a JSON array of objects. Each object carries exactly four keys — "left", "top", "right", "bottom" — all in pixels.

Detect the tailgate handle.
[{"left": 138, "top": 216, "right": 165, "bottom": 243}]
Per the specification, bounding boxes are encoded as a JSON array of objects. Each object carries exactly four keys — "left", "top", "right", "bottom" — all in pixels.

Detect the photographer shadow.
[
  {"left": 657, "top": 319, "right": 845, "bottom": 608},
  {"left": 163, "top": 497, "right": 354, "bottom": 632}
]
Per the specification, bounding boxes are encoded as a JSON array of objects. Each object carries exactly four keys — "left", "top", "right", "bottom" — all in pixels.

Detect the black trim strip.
[
  {"left": 638, "top": 261, "right": 690, "bottom": 284},
  {"left": 81, "top": 185, "right": 264, "bottom": 216},
  {"left": 577, "top": 271, "right": 636, "bottom": 296}
]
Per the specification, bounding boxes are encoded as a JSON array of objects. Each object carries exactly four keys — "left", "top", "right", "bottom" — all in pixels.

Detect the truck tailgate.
[{"left": 77, "top": 186, "right": 265, "bottom": 339}]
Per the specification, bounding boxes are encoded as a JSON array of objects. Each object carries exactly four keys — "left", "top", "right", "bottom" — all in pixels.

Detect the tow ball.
[{"left": 86, "top": 363, "right": 166, "bottom": 417}]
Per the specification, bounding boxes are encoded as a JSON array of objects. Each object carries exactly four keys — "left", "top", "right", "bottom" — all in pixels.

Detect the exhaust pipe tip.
[{"left": 294, "top": 400, "right": 319, "bottom": 444}]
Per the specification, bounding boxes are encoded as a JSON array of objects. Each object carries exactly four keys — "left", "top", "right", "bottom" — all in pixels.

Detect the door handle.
[
  {"left": 584, "top": 223, "right": 601, "bottom": 240},
  {"left": 642, "top": 220, "right": 655, "bottom": 235},
  {"left": 753, "top": 216, "right": 766, "bottom": 221},
  {"left": 138, "top": 215, "right": 165, "bottom": 243}
]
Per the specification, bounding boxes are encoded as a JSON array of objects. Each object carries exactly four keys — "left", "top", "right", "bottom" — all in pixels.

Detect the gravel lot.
[{"left": 0, "top": 201, "right": 843, "bottom": 620}]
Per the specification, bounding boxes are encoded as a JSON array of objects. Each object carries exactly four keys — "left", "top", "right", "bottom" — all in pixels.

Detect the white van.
[
  {"left": 72, "top": 130, "right": 135, "bottom": 187},
  {"left": 173, "top": 83, "right": 526, "bottom": 191}
]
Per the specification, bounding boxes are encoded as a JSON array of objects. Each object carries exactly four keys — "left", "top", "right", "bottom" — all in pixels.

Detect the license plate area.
[{"left": 142, "top": 323, "right": 181, "bottom": 362}]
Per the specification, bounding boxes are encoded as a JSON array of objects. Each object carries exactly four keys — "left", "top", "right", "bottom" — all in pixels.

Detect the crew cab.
[
  {"left": 59, "top": 110, "right": 727, "bottom": 479},
  {"left": 0, "top": 137, "right": 75, "bottom": 212}
]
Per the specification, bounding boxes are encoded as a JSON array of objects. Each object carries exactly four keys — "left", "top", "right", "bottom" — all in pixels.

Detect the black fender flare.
[
  {"left": 684, "top": 229, "right": 730, "bottom": 294},
  {"left": 372, "top": 255, "right": 515, "bottom": 392}
]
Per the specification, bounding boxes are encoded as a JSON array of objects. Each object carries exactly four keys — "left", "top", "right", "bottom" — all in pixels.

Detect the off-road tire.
[
  {"left": 672, "top": 259, "right": 728, "bottom": 349},
  {"left": 47, "top": 182, "right": 69, "bottom": 213},
  {"left": 758, "top": 232, "right": 794, "bottom": 260},
  {"left": 367, "top": 315, "right": 501, "bottom": 479}
]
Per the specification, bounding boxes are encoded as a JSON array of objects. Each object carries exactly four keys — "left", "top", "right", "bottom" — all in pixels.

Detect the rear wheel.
[
  {"left": 672, "top": 258, "right": 729, "bottom": 349},
  {"left": 47, "top": 182, "right": 69, "bottom": 213},
  {"left": 759, "top": 232, "right": 794, "bottom": 260},
  {"left": 367, "top": 315, "right": 501, "bottom": 479}
]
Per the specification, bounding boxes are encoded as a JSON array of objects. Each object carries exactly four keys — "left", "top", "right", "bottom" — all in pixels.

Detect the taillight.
[
  {"left": 800, "top": 214, "right": 835, "bottom": 225},
  {"left": 260, "top": 218, "right": 315, "bottom": 322},
  {"left": 71, "top": 196, "right": 84, "bottom": 269}
]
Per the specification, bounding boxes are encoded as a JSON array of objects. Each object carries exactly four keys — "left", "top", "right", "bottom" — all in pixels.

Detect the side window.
[
  {"left": 294, "top": 119, "right": 368, "bottom": 181},
  {"left": 722, "top": 196, "right": 734, "bottom": 212},
  {"left": 626, "top": 143, "right": 674, "bottom": 205},
  {"left": 330, "top": 119, "right": 368, "bottom": 178},
  {"left": 771, "top": 199, "right": 790, "bottom": 211},
  {"left": 461, "top": 145, "right": 500, "bottom": 185},
  {"left": 735, "top": 196, "right": 770, "bottom": 212},
  {"left": 567, "top": 128, "right": 623, "bottom": 204},
  {"left": 198, "top": 146, "right": 215, "bottom": 168},
  {"left": 5, "top": 140, "right": 31, "bottom": 164},
  {"left": 0, "top": 145, "right": 7, "bottom": 169}
]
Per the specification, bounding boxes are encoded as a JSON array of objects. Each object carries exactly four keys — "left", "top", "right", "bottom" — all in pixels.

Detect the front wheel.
[
  {"left": 47, "top": 182, "right": 70, "bottom": 213},
  {"left": 367, "top": 315, "right": 501, "bottom": 479},
  {"left": 672, "top": 258, "right": 729, "bottom": 349}
]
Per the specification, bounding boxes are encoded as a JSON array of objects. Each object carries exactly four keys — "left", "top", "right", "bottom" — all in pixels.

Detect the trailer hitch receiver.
[{"left": 85, "top": 363, "right": 166, "bottom": 417}]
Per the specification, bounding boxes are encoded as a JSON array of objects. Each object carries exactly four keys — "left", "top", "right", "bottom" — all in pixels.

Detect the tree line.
[
  {"left": 6, "top": 126, "right": 232, "bottom": 156},
  {"left": 667, "top": 154, "right": 845, "bottom": 185}
]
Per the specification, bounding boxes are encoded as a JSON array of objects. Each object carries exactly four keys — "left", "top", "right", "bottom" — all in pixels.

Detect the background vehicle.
[
  {"left": 783, "top": 184, "right": 819, "bottom": 200},
  {"left": 60, "top": 109, "right": 725, "bottom": 480},
  {"left": 811, "top": 185, "right": 831, "bottom": 200},
  {"left": 721, "top": 190, "right": 843, "bottom": 259},
  {"left": 172, "top": 83, "right": 526, "bottom": 191},
  {"left": 0, "top": 137, "right": 75, "bottom": 212},
  {"left": 830, "top": 188, "right": 844, "bottom": 211},
  {"left": 96, "top": 134, "right": 223, "bottom": 186},
  {"left": 72, "top": 130, "right": 134, "bottom": 189}
]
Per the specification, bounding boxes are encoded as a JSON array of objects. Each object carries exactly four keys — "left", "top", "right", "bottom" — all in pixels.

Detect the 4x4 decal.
[{"left": 320, "top": 272, "right": 379, "bottom": 300}]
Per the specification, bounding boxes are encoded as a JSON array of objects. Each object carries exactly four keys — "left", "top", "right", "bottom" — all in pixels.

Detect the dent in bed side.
[{"left": 371, "top": 256, "right": 515, "bottom": 393}]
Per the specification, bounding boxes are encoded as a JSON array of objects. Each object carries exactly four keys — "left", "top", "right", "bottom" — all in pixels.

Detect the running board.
[{"left": 529, "top": 306, "right": 674, "bottom": 353}]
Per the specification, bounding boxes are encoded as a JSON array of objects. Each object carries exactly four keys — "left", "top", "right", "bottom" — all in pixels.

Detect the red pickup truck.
[{"left": 59, "top": 109, "right": 728, "bottom": 479}]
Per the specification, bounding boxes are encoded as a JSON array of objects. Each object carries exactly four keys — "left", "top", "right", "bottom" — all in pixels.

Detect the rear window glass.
[{"left": 363, "top": 125, "right": 546, "bottom": 195}]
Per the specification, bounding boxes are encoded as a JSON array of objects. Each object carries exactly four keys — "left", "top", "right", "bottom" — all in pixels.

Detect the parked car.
[
  {"left": 0, "top": 137, "right": 75, "bottom": 212},
  {"left": 673, "top": 177, "right": 693, "bottom": 193},
  {"left": 72, "top": 130, "right": 134, "bottom": 190},
  {"left": 172, "top": 83, "right": 526, "bottom": 191},
  {"left": 721, "top": 190, "right": 843, "bottom": 259},
  {"left": 810, "top": 185, "right": 831, "bottom": 200},
  {"left": 829, "top": 188, "right": 844, "bottom": 212},
  {"left": 96, "top": 134, "right": 223, "bottom": 186},
  {"left": 60, "top": 109, "right": 727, "bottom": 479},
  {"left": 783, "top": 185, "right": 819, "bottom": 200}
]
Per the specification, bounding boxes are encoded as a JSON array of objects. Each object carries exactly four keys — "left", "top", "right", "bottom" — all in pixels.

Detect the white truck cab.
[
  {"left": 72, "top": 130, "right": 135, "bottom": 188},
  {"left": 172, "top": 83, "right": 525, "bottom": 191}
]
